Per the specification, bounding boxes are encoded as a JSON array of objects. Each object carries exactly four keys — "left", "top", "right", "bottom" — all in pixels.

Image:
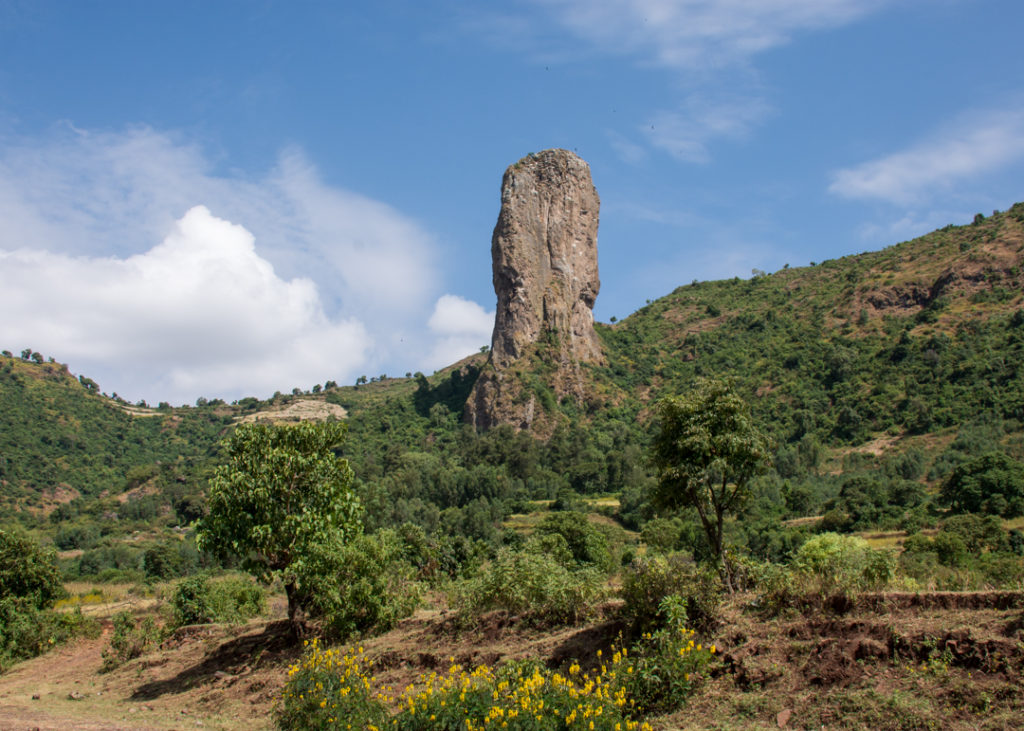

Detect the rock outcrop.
[{"left": 466, "top": 149, "right": 603, "bottom": 431}]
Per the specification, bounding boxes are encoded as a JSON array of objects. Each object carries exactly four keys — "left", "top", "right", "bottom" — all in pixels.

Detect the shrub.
[
  {"left": 0, "top": 529, "right": 62, "bottom": 609},
  {"left": 450, "top": 547, "right": 605, "bottom": 627},
  {"left": 276, "top": 640, "right": 388, "bottom": 730},
  {"left": 535, "top": 511, "right": 615, "bottom": 573},
  {"left": 786, "top": 532, "right": 892, "bottom": 593},
  {"left": 640, "top": 517, "right": 684, "bottom": 554},
  {"left": 306, "top": 530, "right": 421, "bottom": 641},
  {"left": 941, "top": 513, "right": 1007, "bottom": 554},
  {"left": 0, "top": 600, "right": 100, "bottom": 671},
  {"left": 171, "top": 574, "right": 265, "bottom": 627},
  {"left": 617, "top": 595, "right": 716, "bottom": 715},
  {"left": 620, "top": 553, "right": 721, "bottom": 633},
  {"left": 100, "top": 610, "right": 161, "bottom": 672},
  {"left": 278, "top": 639, "right": 656, "bottom": 731}
]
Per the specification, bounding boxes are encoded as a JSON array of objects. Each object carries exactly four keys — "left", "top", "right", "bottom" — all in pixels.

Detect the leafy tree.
[
  {"left": 535, "top": 511, "right": 614, "bottom": 573},
  {"left": 0, "top": 529, "right": 62, "bottom": 609},
  {"left": 941, "top": 452, "right": 1024, "bottom": 517},
  {"left": 197, "top": 421, "right": 362, "bottom": 630},
  {"left": 651, "top": 379, "right": 770, "bottom": 591}
]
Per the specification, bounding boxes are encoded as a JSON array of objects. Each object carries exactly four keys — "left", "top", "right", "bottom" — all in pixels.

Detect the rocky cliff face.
[{"left": 466, "top": 149, "right": 603, "bottom": 431}]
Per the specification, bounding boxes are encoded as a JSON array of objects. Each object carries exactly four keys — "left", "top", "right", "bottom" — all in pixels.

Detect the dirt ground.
[{"left": 1, "top": 593, "right": 1022, "bottom": 730}]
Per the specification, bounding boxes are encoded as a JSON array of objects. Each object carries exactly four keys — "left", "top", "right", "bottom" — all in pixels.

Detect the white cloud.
[
  {"left": 0, "top": 206, "right": 370, "bottom": 403},
  {"left": 645, "top": 93, "right": 772, "bottom": 163},
  {"left": 0, "top": 124, "right": 458, "bottom": 402},
  {"left": 606, "top": 130, "right": 648, "bottom": 165},
  {"left": 532, "top": 0, "right": 888, "bottom": 69},
  {"left": 422, "top": 294, "right": 494, "bottom": 372},
  {"left": 829, "top": 106, "right": 1024, "bottom": 204}
]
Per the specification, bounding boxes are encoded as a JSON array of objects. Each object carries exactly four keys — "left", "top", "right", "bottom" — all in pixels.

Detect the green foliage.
[
  {"left": 197, "top": 421, "right": 362, "bottom": 625},
  {"left": 900, "top": 515, "right": 1023, "bottom": 588},
  {"left": 0, "top": 601, "right": 100, "bottom": 672},
  {"left": 143, "top": 539, "right": 204, "bottom": 580},
  {"left": 650, "top": 379, "right": 770, "bottom": 588},
  {"left": 823, "top": 474, "right": 927, "bottom": 531},
  {"left": 278, "top": 638, "right": 656, "bottom": 731},
  {"left": 450, "top": 546, "right": 606, "bottom": 627},
  {"left": 941, "top": 452, "right": 1024, "bottom": 517},
  {"left": 171, "top": 574, "right": 265, "bottom": 627},
  {"left": 534, "top": 511, "right": 616, "bottom": 573},
  {"left": 303, "top": 530, "right": 422, "bottom": 641},
  {"left": 0, "top": 529, "right": 62, "bottom": 609},
  {"left": 619, "top": 553, "right": 722, "bottom": 634},
  {"left": 0, "top": 534, "right": 93, "bottom": 670},
  {"left": 617, "top": 595, "right": 716, "bottom": 716},
  {"left": 100, "top": 610, "right": 161, "bottom": 672},
  {"left": 792, "top": 532, "right": 896, "bottom": 594}
]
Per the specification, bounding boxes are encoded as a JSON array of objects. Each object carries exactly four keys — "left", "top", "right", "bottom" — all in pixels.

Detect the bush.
[
  {"left": 620, "top": 553, "right": 721, "bottom": 633},
  {"left": 276, "top": 640, "right": 389, "bottom": 730},
  {"left": 171, "top": 574, "right": 265, "bottom": 627},
  {"left": 794, "top": 533, "right": 894, "bottom": 591},
  {"left": 0, "top": 529, "right": 62, "bottom": 609},
  {"left": 617, "top": 595, "right": 716, "bottom": 715},
  {"left": 306, "top": 530, "right": 422, "bottom": 641},
  {"left": 941, "top": 513, "right": 1007, "bottom": 554},
  {"left": 100, "top": 610, "right": 161, "bottom": 672},
  {"left": 278, "top": 639, "right": 657, "bottom": 731},
  {"left": 450, "top": 547, "right": 605, "bottom": 627},
  {"left": 143, "top": 540, "right": 201, "bottom": 580},
  {"left": 535, "top": 511, "right": 616, "bottom": 573},
  {"left": 0, "top": 599, "right": 101, "bottom": 671}
]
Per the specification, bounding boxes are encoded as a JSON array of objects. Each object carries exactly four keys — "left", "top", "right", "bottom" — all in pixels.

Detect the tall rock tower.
[{"left": 466, "top": 149, "right": 604, "bottom": 431}]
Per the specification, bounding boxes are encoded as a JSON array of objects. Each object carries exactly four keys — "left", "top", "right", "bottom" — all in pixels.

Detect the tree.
[
  {"left": 0, "top": 529, "right": 62, "bottom": 609},
  {"left": 941, "top": 452, "right": 1024, "bottom": 517},
  {"left": 651, "top": 379, "right": 770, "bottom": 591},
  {"left": 196, "top": 421, "right": 362, "bottom": 630}
]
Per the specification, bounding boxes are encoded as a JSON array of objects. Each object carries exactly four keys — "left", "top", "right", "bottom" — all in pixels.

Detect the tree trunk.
[{"left": 284, "top": 581, "right": 305, "bottom": 640}]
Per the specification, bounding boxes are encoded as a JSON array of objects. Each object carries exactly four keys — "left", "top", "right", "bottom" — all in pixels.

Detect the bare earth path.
[{"left": 0, "top": 620, "right": 296, "bottom": 731}]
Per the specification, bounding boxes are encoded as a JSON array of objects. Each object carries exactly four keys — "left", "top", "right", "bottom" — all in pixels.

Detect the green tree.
[
  {"left": 196, "top": 421, "right": 362, "bottom": 631},
  {"left": 651, "top": 379, "right": 770, "bottom": 591},
  {"left": 0, "top": 529, "right": 62, "bottom": 609},
  {"left": 941, "top": 452, "right": 1024, "bottom": 517}
]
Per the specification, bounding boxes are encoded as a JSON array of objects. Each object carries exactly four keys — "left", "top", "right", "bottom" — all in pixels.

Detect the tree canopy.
[
  {"left": 651, "top": 379, "right": 770, "bottom": 590},
  {"left": 197, "top": 421, "right": 362, "bottom": 627},
  {"left": 941, "top": 452, "right": 1024, "bottom": 517},
  {"left": 0, "top": 529, "right": 62, "bottom": 610}
]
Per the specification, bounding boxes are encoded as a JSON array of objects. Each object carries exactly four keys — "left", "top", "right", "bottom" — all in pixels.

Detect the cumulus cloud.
[
  {"left": 0, "top": 206, "right": 370, "bottom": 402},
  {"left": 422, "top": 294, "right": 494, "bottom": 372},
  {"left": 829, "top": 106, "right": 1024, "bottom": 205},
  {"left": 0, "top": 124, "right": 454, "bottom": 402}
]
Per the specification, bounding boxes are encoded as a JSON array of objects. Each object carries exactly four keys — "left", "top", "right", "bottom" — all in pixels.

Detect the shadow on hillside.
[
  {"left": 547, "top": 618, "right": 627, "bottom": 672},
  {"left": 130, "top": 620, "right": 300, "bottom": 700}
]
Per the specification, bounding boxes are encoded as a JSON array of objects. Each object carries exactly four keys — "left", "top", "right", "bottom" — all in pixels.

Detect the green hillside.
[
  {"left": 2, "top": 204, "right": 1024, "bottom": 580},
  {"left": 596, "top": 202, "right": 1024, "bottom": 445}
]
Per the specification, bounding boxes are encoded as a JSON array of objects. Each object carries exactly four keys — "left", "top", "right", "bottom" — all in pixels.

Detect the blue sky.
[{"left": 1, "top": 0, "right": 1022, "bottom": 404}]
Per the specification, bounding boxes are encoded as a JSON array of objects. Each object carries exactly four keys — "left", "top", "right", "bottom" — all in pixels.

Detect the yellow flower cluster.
[
  {"left": 279, "top": 638, "right": 662, "bottom": 730},
  {"left": 396, "top": 654, "right": 653, "bottom": 731},
  {"left": 278, "top": 640, "right": 389, "bottom": 730}
]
